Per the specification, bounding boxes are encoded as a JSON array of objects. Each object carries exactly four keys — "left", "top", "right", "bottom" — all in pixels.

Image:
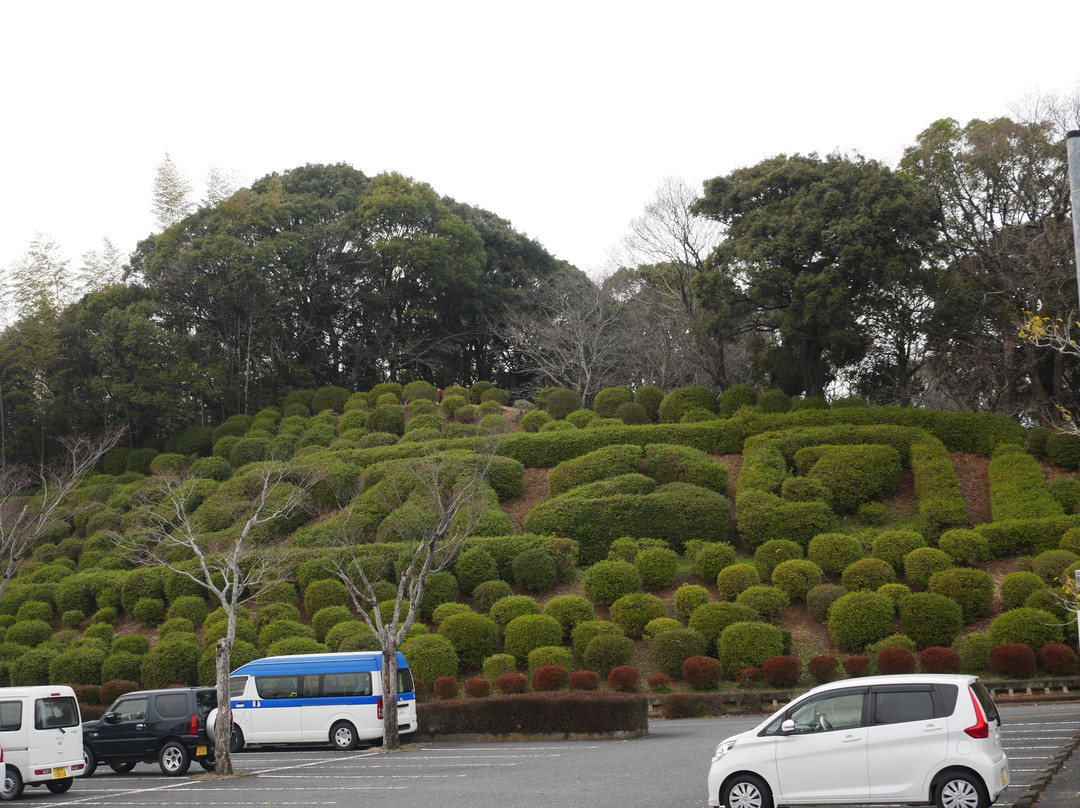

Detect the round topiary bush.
[
  {"left": 606, "top": 665, "right": 641, "bottom": 693},
  {"left": 762, "top": 655, "right": 802, "bottom": 687},
  {"left": 432, "top": 676, "right": 458, "bottom": 700},
  {"left": 828, "top": 591, "right": 895, "bottom": 651},
  {"left": 582, "top": 560, "right": 642, "bottom": 606},
  {"left": 48, "top": 645, "right": 106, "bottom": 685},
  {"left": 140, "top": 637, "right": 200, "bottom": 688},
  {"left": 658, "top": 386, "right": 717, "bottom": 423},
  {"left": 324, "top": 620, "right": 376, "bottom": 652},
  {"left": 841, "top": 558, "right": 896, "bottom": 592},
  {"left": 527, "top": 646, "right": 573, "bottom": 678},
  {"left": 937, "top": 529, "right": 991, "bottom": 564},
  {"left": 11, "top": 648, "right": 58, "bottom": 686},
  {"left": 419, "top": 572, "right": 459, "bottom": 621},
  {"left": 928, "top": 567, "right": 994, "bottom": 623},
  {"left": 716, "top": 564, "right": 760, "bottom": 601},
  {"left": 582, "top": 633, "right": 635, "bottom": 678},
  {"left": 903, "top": 547, "right": 954, "bottom": 592},
  {"left": 258, "top": 619, "right": 315, "bottom": 650},
  {"left": 464, "top": 677, "right": 491, "bottom": 698},
  {"left": 1031, "top": 549, "right": 1080, "bottom": 585},
  {"left": 615, "top": 402, "right": 649, "bottom": 425},
  {"left": 519, "top": 410, "right": 552, "bottom": 432},
  {"left": 870, "top": 530, "right": 927, "bottom": 572},
  {"left": 920, "top": 646, "right": 962, "bottom": 674},
  {"left": 304, "top": 578, "right": 347, "bottom": 616},
  {"left": 989, "top": 607, "right": 1063, "bottom": 651},
  {"left": 402, "top": 633, "right": 459, "bottom": 684},
  {"left": 543, "top": 595, "right": 594, "bottom": 640},
  {"left": 735, "top": 586, "right": 789, "bottom": 622},
  {"left": 1038, "top": 643, "right": 1079, "bottom": 675},
  {"left": 570, "top": 670, "right": 601, "bottom": 691},
  {"left": 545, "top": 389, "right": 583, "bottom": 420},
  {"left": 257, "top": 602, "right": 303, "bottom": 629},
  {"left": 311, "top": 606, "right": 353, "bottom": 643},
  {"left": 754, "top": 539, "right": 804, "bottom": 578},
  {"left": 503, "top": 614, "right": 563, "bottom": 666},
  {"left": 989, "top": 642, "right": 1037, "bottom": 679},
  {"left": 455, "top": 547, "right": 498, "bottom": 594},
  {"left": 898, "top": 592, "right": 964, "bottom": 649},
  {"left": 496, "top": 672, "right": 528, "bottom": 694},
  {"left": 438, "top": 612, "right": 499, "bottom": 671},
  {"left": 609, "top": 593, "right": 667, "bottom": 639},
  {"left": 482, "top": 653, "right": 517, "bottom": 682},
  {"left": 593, "top": 386, "right": 634, "bottom": 418},
  {"left": 718, "top": 622, "right": 787, "bottom": 677},
  {"left": 433, "top": 603, "right": 473, "bottom": 625},
  {"left": 771, "top": 559, "right": 823, "bottom": 602},
  {"left": 1000, "top": 572, "right": 1046, "bottom": 611},
  {"left": 5, "top": 619, "right": 52, "bottom": 647},
  {"left": 571, "top": 620, "right": 625, "bottom": 661},
  {"left": 954, "top": 632, "right": 993, "bottom": 672},
  {"left": 673, "top": 584, "right": 710, "bottom": 623},
  {"left": 806, "top": 584, "right": 846, "bottom": 621},
  {"left": 101, "top": 651, "right": 143, "bottom": 684},
  {"left": 132, "top": 598, "right": 166, "bottom": 626},
  {"left": 532, "top": 664, "right": 570, "bottom": 692},
  {"left": 688, "top": 602, "right": 761, "bottom": 654},
  {"left": 488, "top": 595, "right": 541, "bottom": 630},
  {"left": 682, "top": 656, "right": 723, "bottom": 690},
  {"left": 808, "top": 654, "right": 839, "bottom": 684},
  {"left": 877, "top": 646, "right": 917, "bottom": 675},
  {"left": 635, "top": 547, "right": 679, "bottom": 590},
  {"left": 473, "top": 580, "right": 513, "bottom": 613},
  {"left": 511, "top": 548, "right": 558, "bottom": 593},
  {"left": 693, "top": 542, "right": 737, "bottom": 585},
  {"left": 166, "top": 595, "right": 209, "bottom": 626},
  {"left": 643, "top": 617, "right": 682, "bottom": 641}
]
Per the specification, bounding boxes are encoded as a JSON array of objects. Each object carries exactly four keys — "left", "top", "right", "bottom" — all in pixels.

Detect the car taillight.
[
  {"left": 964, "top": 687, "right": 989, "bottom": 739},
  {"left": 377, "top": 697, "right": 383, "bottom": 720},
  {"left": 191, "top": 715, "right": 198, "bottom": 735}
]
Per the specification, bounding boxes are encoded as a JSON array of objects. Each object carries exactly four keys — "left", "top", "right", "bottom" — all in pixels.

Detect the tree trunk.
[
  {"left": 382, "top": 643, "right": 400, "bottom": 751},
  {"left": 214, "top": 636, "right": 234, "bottom": 774}
]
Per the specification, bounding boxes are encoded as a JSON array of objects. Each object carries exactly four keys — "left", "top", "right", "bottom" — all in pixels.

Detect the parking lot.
[{"left": 27, "top": 701, "right": 1080, "bottom": 808}]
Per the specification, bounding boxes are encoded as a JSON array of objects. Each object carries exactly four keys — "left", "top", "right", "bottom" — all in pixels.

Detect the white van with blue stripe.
[{"left": 216, "top": 652, "right": 416, "bottom": 751}]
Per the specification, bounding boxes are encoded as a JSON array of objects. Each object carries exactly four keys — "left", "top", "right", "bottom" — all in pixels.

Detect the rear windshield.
[
  {"left": 196, "top": 690, "right": 217, "bottom": 716},
  {"left": 970, "top": 682, "right": 1001, "bottom": 723},
  {"left": 34, "top": 696, "right": 79, "bottom": 729},
  {"left": 398, "top": 668, "right": 414, "bottom": 695}
]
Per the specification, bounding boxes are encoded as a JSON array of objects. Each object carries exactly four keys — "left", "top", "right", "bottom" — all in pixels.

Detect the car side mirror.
[
  {"left": 103, "top": 712, "right": 120, "bottom": 723},
  {"left": 781, "top": 719, "right": 795, "bottom": 734}
]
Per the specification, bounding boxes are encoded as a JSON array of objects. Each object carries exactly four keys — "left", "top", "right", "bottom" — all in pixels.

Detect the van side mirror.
[
  {"left": 103, "top": 712, "right": 119, "bottom": 723},
  {"left": 781, "top": 719, "right": 795, "bottom": 734}
]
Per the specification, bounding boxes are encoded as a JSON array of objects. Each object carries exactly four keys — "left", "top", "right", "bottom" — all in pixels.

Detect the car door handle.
[
  {"left": 136, "top": 724, "right": 146, "bottom": 729},
  {"left": 922, "top": 725, "right": 943, "bottom": 732},
  {"left": 841, "top": 735, "right": 861, "bottom": 742}
]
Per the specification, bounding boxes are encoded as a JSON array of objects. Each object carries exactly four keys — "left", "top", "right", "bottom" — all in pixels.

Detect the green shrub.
[
  {"left": 954, "top": 632, "right": 993, "bottom": 672},
  {"left": 615, "top": 402, "right": 650, "bottom": 425},
  {"left": 693, "top": 542, "right": 737, "bottom": 585},
  {"left": 716, "top": 564, "right": 760, "bottom": 601},
  {"left": 543, "top": 595, "right": 594, "bottom": 640},
  {"left": 402, "top": 633, "right": 458, "bottom": 683},
  {"left": 166, "top": 596, "right": 208, "bottom": 626},
  {"left": 304, "top": 578, "right": 347, "bottom": 616},
  {"left": 771, "top": 559, "right": 823, "bottom": 602},
  {"left": 519, "top": 410, "right": 552, "bottom": 432},
  {"left": 6, "top": 618, "right": 53, "bottom": 648},
  {"left": 438, "top": 612, "right": 499, "bottom": 671},
  {"left": 433, "top": 603, "right": 473, "bottom": 625},
  {"left": 989, "top": 607, "right": 1063, "bottom": 651},
  {"left": 634, "top": 547, "right": 678, "bottom": 590},
  {"left": 754, "top": 540, "right": 804, "bottom": 578},
  {"left": 658, "top": 386, "right": 717, "bottom": 423},
  {"left": 806, "top": 584, "right": 845, "bottom": 621},
  {"left": 1031, "top": 549, "right": 1080, "bottom": 585},
  {"left": 324, "top": 620, "right": 376, "bottom": 652},
  {"left": 988, "top": 446, "right": 1065, "bottom": 521},
  {"left": 828, "top": 591, "right": 895, "bottom": 651},
  {"left": 259, "top": 619, "right": 315, "bottom": 649},
  {"left": 311, "top": 606, "right": 353, "bottom": 643},
  {"left": 257, "top": 602, "right": 303, "bottom": 628},
  {"left": 799, "top": 444, "right": 901, "bottom": 513},
  {"left": 190, "top": 455, "right": 232, "bottom": 482},
  {"left": 545, "top": 389, "right": 582, "bottom": 420},
  {"left": 511, "top": 549, "right": 558, "bottom": 593},
  {"left": 718, "top": 622, "right": 787, "bottom": 676},
  {"left": 673, "top": 584, "right": 709, "bottom": 623},
  {"left": 631, "top": 385, "right": 662, "bottom": 422},
  {"left": 645, "top": 444, "right": 728, "bottom": 493},
  {"left": 736, "top": 585, "right": 789, "bottom": 622},
  {"left": 871, "top": 530, "right": 927, "bottom": 572},
  {"left": 877, "top": 583, "right": 912, "bottom": 609},
  {"left": 503, "top": 614, "right": 563, "bottom": 666},
  {"left": 841, "top": 558, "right": 896, "bottom": 592},
  {"left": 571, "top": 620, "right": 624, "bottom": 661},
  {"left": 419, "top": 572, "right": 459, "bottom": 621},
  {"left": 140, "top": 637, "right": 200, "bottom": 688},
  {"left": 566, "top": 409, "right": 599, "bottom": 429},
  {"left": 488, "top": 595, "right": 541, "bottom": 629},
  {"left": 100, "top": 651, "right": 143, "bottom": 684},
  {"left": 938, "top": 529, "right": 991, "bottom": 564},
  {"left": 15, "top": 600, "right": 53, "bottom": 622},
  {"left": 593, "top": 386, "right": 634, "bottom": 418},
  {"left": 609, "top": 593, "right": 667, "bottom": 638},
  {"left": 46, "top": 643, "right": 104, "bottom": 685},
  {"left": 548, "top": 445, "right": 643, "bottom": 497},
  {"left": 898, "top": 592, "right": 963, "bottom": 649},
  {"left": 472, "top": 579, "right": 513, "bottom": 612},
  {"left": 120, "top": 568, "right": 167, "bottom": 613},
  {"left": 1000, "top": 571, "right": 1047, "bottom": 611},
  {"left": 650, "top": 628, "right": 708, "bottom": 678},
  {"left": 1048, "top": 477, "right": 1080, "bottom": 514},
  {"left": 583, "top": 560, "right": 641, "bottom": 606},
  {"left": 526, "top": 646, "right": 573, "bottom": 678},
  {"left": 902, "top": 547, "right": 953, "bottom": 592},
  {"left": 11, "top": 648, "right": 59, "bottom": 686},
  {"left": 482, "top": 653, "right": 517, "bottom": 681},
  {"left": 366, "top": 404, "right": 405, "bottom": 436},
  {"left": 808, "top": 533, "right": 864, "bottom": 576},
  {"left": 719, "top": 385, "right": 757, "bottom": 418},
  {"left": 581, "top": 633, "right": 635, "bottom": 677},
  {"left": 734, "top": 489, "right": 830, "bottom": 551},
  {"left": 111, "top": 634, "right": 151, "bottom": 656},
  {"left": 453, "top": 547, "right": 498, "bottom": 594},
  {"left": 643, "top": 617, "right": 682, "bottom": 640}
]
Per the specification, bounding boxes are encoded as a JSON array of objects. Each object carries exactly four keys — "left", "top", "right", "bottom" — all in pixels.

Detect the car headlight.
[{"left": 712, "top": 739, "right": 737, "bottom": 762}]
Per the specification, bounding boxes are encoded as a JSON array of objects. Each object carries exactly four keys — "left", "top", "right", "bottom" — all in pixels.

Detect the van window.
[
  {"left": 34, "top": 696, "right": 79, "bottom": 729},
  {"left": 155, "top": 693, "right": 189, "bottom": 718},
  {"left": 398, "top": 668, "right": 414, "bottom": 694},
  {"left": 229, "top": 676, "right": 248, "bottom": 699},
  {"left": 256, "top": 676, "right": 299, "bottom": 700},
  {"left": 324, "top": 672, "right": 372, "bottom": 697},
  {"left": 0, "top": 700, "right": 22, "bottom": 732},
  {"left": 874, "top": 690, "right": 935, "bottom": 725}
]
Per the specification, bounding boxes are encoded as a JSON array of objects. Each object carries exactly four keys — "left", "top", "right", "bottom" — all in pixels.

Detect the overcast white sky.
[{"left": 1, "top": 0, "right": 1078, "bottom": 291}]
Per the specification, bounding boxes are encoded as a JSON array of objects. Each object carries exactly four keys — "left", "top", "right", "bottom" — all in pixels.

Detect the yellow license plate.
[
  {"left": 53, "top": 768, "right": 67, "bottom": 779},
  {"left": 196, "top": 746, "right": 207, "bottom": 757},
  {"left": 1000, "top": 772, "right": 1007, "bottom": 786}
]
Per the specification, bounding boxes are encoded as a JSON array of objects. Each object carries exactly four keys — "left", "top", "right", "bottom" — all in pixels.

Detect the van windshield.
[
  {"left": 34, "top": 696, "right": 79, "bottom": 729},
  {"left": 229, "top": 676, "right": 248, "bottom": 699}
]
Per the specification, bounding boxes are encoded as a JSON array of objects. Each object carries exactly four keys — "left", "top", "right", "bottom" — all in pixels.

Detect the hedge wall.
[
  {"left": 988, "top": 445, "right": 1064, "bottom": 522},
  {"left": 416, "top": 691, "right": 648, "bottom": 735}
]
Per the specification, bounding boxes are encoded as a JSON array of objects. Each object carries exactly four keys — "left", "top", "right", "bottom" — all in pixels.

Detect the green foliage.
[
  {"left": 1047, "top": 432, "right": 1080, "bottom": 469},
  {"left": 120, "top": 567, "right": 167, "bottom": 613},
  {"left": 650, "top": 628, "right": 708, "bottom": 678},
  {"left": 634, "top": 547, "right": 678, "bottom": 590},
  {"left": 757, "top": 390, "right": 791, "bottom": 414},
  {"left": 807, "top": 583, "right": 846, "bottom": 621},
  {"left": 841, "top": 557, "right": 896, "bottom": 591},
  {"left": 692, "top": 542, "right": 737, "bottom": 585},
  {"left": 545, "top": 389, "right": 583, "bottom": 420},
  {"left": 633, "top": 385, "right": 663, "bottom": 421},
  {"left": 511, "top": 548, "right": 558, "bottom": 593},
  {"left": 643, "top": 617, "right": 682, "bottom": 640},
  {"left": 324, "top": 620, "right": 375, "bottom": 652},
  {"left": 433, "top": 602, "right": 473, "bottom": 625},
  {"left": 259, "top": 619, "right": 315, "bottom": 649},
  {"left": 304, "top": 578, "right": 347, "bottom": 615},
  {"left": 688, "top": 602, "right": 761, "bottom": 654},
  {"left": 570, "top": 620, "right": 623, "bottom": 660},
  {"left": 455, "top": 546, "right": 498, "bottom": 594},
  {"left": 526, "top": 646, "right": 573, "bottom": 678},
  {"left": 609, "top": 593, "right": 667, "bottom": 638},
  {"left": 1031, "top": 549, "right": 1080, "bottom": 585},
  {"left": 735, "top": 585, "right": 789, "bottom": 622},
  {"left": 548, "top": 444, "right": 643, "bottom": 497},
  {"left": 140, "top": 637, "right": 199, "bottom": 688},
  {"left": 101, "top": 651, "right": 143, "bottom": 684},
  {"left": 719, "top": 385, "right": 757, "bottom": 418},
  {"left": 870, "top": 530, "right": 927, "bottom": 572},
  {"left": 938, "top": 529, "right": 991, "bottom": 564},
  {"left": 111, "top": 634, "right": 151, "bottom": 656},
  {"left": 615, "top": 402, "right": 650, "bottom": 425},
  {"left": 190, "top": 455, "right": 232, "bottom": 481},
  {"left": 1000, "top": 571, "right": 1047, "bottom": 611},
  {"left": 902, "top": 547, "right": 953, "bottom": 591},
  {"left": 366, "top": 404, "right": 405, "bottom": 436},
  {"left": 582, "top": 560, "right": 642, "bottom": 606},
  {"left": 488, "top": 595, "right": 541, "bottom": 629},
  {"left": 402, "top": 633, "right": 458, "bottom": 683},
  {"left": 735, "top": 489, "right": 831, "bottom": 551},
  {"left": 482, "top": 653, "right": 517, "bottom": 682},
  {"left": 566, "top": 409, "right": 599, "bottom": 428},
  {"left": 197, "top": 640, "right": 259, "bottom": 686},
  {"left": 718, "top": 621, "right": 787, "bottom": 676},
  {"left": 988, "top": 445, "right": 1065, "bottom": 521},
  {"left": 828, "top": 591, "right": 895, "bottom": 651},
  {"left": 771, "top": 559, "right": 823, "bottom": 601},
  {"left": 910, "top": 436, "right": 968, "bottom": 541},
  {"left": 593, "top": 386, "right": 634, "bottom": 418},
  {"left": 438, "top": 612, "right": 500, "bottom": 671},
  {"left": 581, "top": 633, "right": 635, "bottom": 677},
  {"left": 543, "top": 595, "right": 594, "bottom": 640},
  {"left": 311, "top": 606, "right": 352, "bottom": 643},
  {"left": 954, "top": 632, "right": 993, "bottom": 672},
  {"left": 807, "top": 533, "right": 864, "bottom": 575},
  {"left": 673, "top": 584, "right": 709, "bottom": 623},
  {"left": 132, "top": 598, "right": 166, "bottom": 625},
  {"left": 754, "top": 539, "right": 803, "bottom": 578},
  {"left": 6, "top": 619, "right": 53, "bottom": 647},
  {"left": 519, "top": 410, "right": 552, "bottom": 432},
  {"left": 503, "top": 614, "right": 563, "bottom": 666},
  {"left": 781, "top": 476, "right": 833, "bottom": 507},
  {"left": 472, "top": 580, "right": 513, "bottom": 612},
  {"left": 988, "top": 607, "right": 1063, "bottom": 651},
  {"left": 419, "top": 571, "right": 459, "bottom": 620},
  {"left": 10, "top": 647, "right": 59, "bottom": 686},
  {"left": 791, "top": 397, "right": 828, "bottom": 411},
  {"left": 716, "top": 563, "right": 760, "bottom": 601},
  {"left": 645, "top": 443, "right": 728, "bottom": 493},
  {"left": 898, "top": 592, "right": 963, "bottom": 648},
  {"left": 658, "top": 386, "right": 717, "bottom": 423},
  {"left": 1048, "top": 477, "right": 1080, "bottom": 514},
  {"left": 793, "top": 444, "right": 901, "bottom": 513}
]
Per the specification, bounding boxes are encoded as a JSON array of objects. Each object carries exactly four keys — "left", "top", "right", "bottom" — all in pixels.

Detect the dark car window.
[
  {"left": 874, "top": 690, "right": 936, "bottom": 725},
  {"left": 970, "top": 681, "right": 1000, "bottom": 723},
  {"left": 113, "top": 696, "right": 148, "bottom": 721},
  {"left": 155, "top": 693, "right": 188, "bottom": 718},
  {"left": 0, "top": 700, "right": 22, "bottom": 732},
  {"left": 196, "top": 690, "right": 217, "bottom": 717},
  {"left": 34, "top": 696, "right": 79, "bottom": 729}
]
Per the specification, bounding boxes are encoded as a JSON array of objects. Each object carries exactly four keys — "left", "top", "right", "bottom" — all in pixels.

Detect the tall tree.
[
  {"left": 693, "top": 153, "right": 939, "bottom": 398},
  {"left": 203, "top": 165, "right": 240, "bottom": 208},
  {"left": 152, "top": 152, "right": 194, "bottom": 231},
  {"left": 8, "top": 234, "right": 72, "bottom": 317},
  {"left": 76, "top": 238, "right": 125, "bottom": 296}
]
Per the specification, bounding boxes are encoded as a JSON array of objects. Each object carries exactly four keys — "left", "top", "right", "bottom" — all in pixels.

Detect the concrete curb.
[{"left": 1011, "top": 727, "right": 1080, "bottom": 808}]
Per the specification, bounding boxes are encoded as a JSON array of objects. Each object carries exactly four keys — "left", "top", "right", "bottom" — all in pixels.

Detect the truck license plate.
[{"left": 53, "top": 768, "right": 67, "bottom": 779}]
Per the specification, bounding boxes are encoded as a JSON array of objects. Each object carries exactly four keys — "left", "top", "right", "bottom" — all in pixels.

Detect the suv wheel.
[
  {"left": 83, "top": 744, "right": 98, "bottom": 778},
  {"left": 159, "top": 741, "right": 191, "bottom": 776},
  {"left": 46, "top": 778, "right": 72, "bottom": 794},
  {"left": 109, "top": 762, "right": 136, "bottom": 774},
  {"left": 935, "top": 772, "right": 988, "bottom": 808}
]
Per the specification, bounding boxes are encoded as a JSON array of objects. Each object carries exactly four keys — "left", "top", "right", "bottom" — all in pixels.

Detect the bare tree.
[
  {"left": 122, "top": 462, "right": 314, "bottom": 775},
  {"left": 331, "top": 444, "right": 500, "bottom": 750},
  {"left": 0, "top": 427, "right": 124, "bottom": 598}
]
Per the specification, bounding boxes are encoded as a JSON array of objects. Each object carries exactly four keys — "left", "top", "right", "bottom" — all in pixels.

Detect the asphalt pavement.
[{"left": 1016, "top": 725, "right": 1080, "bottom": 808}]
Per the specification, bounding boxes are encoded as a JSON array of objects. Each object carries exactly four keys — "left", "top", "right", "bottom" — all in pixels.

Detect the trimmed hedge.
[
  {"left": 897, "top": 592, "right": 963, "bottom": 649},
  {"left": 828, "top": 591, "right": 895, "bottom": 651},
  {"left": 547, "top": 445, "right": 643, "bottom": 497},
  {"left": 987, "top": 444, "right": 1064, "bottom": 521},
  {"left": 796, "top": 444, "right": 901, "bottom": 513},
  {"left": 650, "top": 628, "right": 708, "bottom": 678},
  {"left": 928, "top": 567, "right": 994, "bottom": 623},
  {"left": 418, "top": 691, "right": 647, "bottom": 735},
  {"left": 718, "top": 622, "right": 787, "bottom": 677}
]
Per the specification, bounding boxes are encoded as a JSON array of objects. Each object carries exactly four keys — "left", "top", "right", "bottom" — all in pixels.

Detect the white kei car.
[{"left": 707, "top": 674, "right": 1009, "bottom": 808}]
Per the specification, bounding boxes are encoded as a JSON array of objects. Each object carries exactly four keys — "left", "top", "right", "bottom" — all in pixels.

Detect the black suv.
[{"left": 82, "top": 687, "right": 218, "bottom": 776}]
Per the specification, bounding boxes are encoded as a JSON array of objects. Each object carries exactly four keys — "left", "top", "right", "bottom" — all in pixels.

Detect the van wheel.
[
  {"left": 934, "top": 772, "right": 989, "bottom": 808},
  {"left": 330, "top": 720, "right": 358, "bottom": 751},
  {"left": 83, "top": 744, "right": 98, "bottom": 777},
  {"left": 109, "top": 762, "right": 137, "bottom": 774},
  {"left": 230, "top": 727, "right": 245, "bottom": 754},
  {"left": 722, "top": 774, "right": 773, "bottom": 808},
  {"left": 159, "top": 741, "right": 191, "bottom": 776},
  {"left": 45, "top": 779, "right": 72, "bottom": 794},
  {"left": 0, "top": 767, "right": 24, "bottom": 801}
]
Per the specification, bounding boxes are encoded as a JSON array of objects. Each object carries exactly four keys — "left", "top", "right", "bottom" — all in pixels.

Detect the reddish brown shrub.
[
  {"left": 464, "top": 678, "right": 491, "bottom": 698},
  {"left": 533, "top": 665, "right": 570, "bottom": 692},
  {"left": 607, "top": 665, "right": 641, "bottom": 693},
  {"left": 1037, "top": 643, "right": 1079, "bottom": 675},
  {"left": 808, "top": 654, "right": 838, "bottom": 684},
  {"left": 497, "top": 672, "right": 528, "bottom": 694},
  {"left": 73, "top": 684, "right": 101, "bottom": 705},
  {"left": 433, "top": 676, "right": 459, "bottom": 700},
  {"left": 683, "top": 656, "right": 723, "bottom": 690},
  {"left": 877, "top": 647, "right": 916, "bottom": 675},
  {"left": 737, "top": 667, "right": 761, "bottom": 684},
  {"left": 647, "top": 672, "right": 672, "bottom": 691},
  {"left": 569, "top": 670, "right": 601, "bottom": 691},
  {"left": 763, "top": 656, "right": 802, "bottom": 687},
  {"left": 413, "top": 677, "right": 428, "bottom": 701},
  {"left": 100, "top": 680, "right": 139, "bottom": 705},
  {"left": 919, "top": 647, "right": 962, "bottom": 674},
  {"left": 842, "top": 655, "right": 870, "bottom": 677},
  {"left": 989, "top": 643, "right": 1037, "bottom": 679}
]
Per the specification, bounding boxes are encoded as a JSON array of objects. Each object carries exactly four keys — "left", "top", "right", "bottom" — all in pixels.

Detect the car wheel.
[
  {"left": 935, "top": 772, "right": 989, "bottom": 808},
  {"left": 229, "top": 727, "right": 245, "bottom": 754},
  {"left": 0, "top": 767, "right": 24, "bottom": 801},
  {"left": 45, "top": 778, "right": 73, "bottom": 794},
  {"left": 159, "top": 741, "right": 191, "bottom": 776},
  {"left": 330, "top": 720, "right": 358, "bottom": 751},
  {"left": 199, "top": 758, "right": 216, "bottom": 772},
  {"left": 109, "top": 761, "right": 137, "bottom": 774},
  {"left": 722, "top": 774, "right": 773, "bottom": 808},
  {"left": 83, "top": 744, "right": 98, "bottom": 778}
]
